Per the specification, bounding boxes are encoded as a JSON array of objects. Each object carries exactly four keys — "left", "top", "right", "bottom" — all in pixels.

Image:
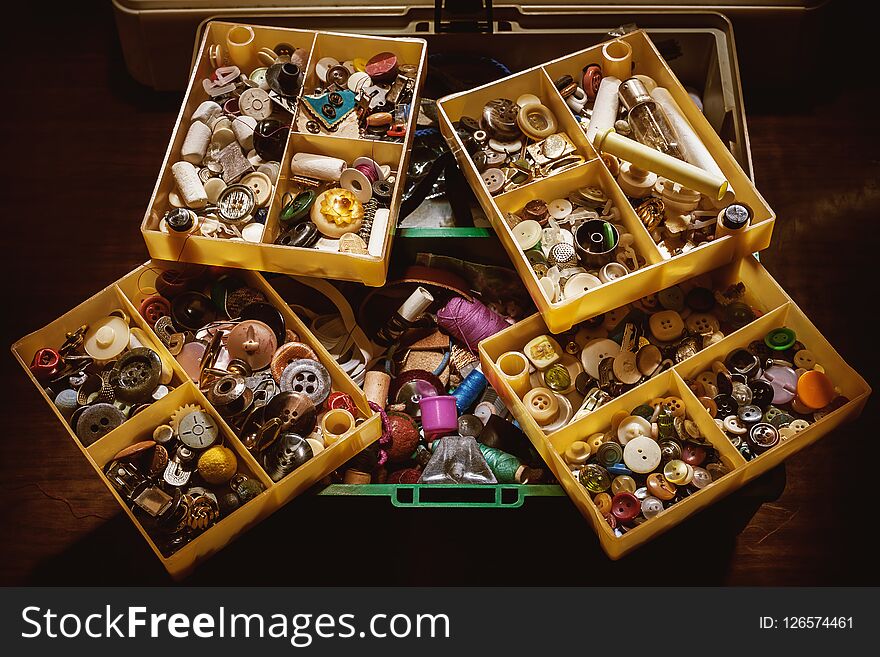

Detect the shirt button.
[
  {"left": 596, "top": 441, "right": 624, "bottom": 467},
  {"left": 612, "top": 475, "right": 637, "bottom": 494},
  {"left": 698, "top": 396, "right": 718, "bottom": 417},
  {"left": 686, "top": 312, "right": 720, "bottom": 335},
  {"left": 764, "top": 327, "right": 797, "bottom": 351},
  {"left": 623, "top": 435, "right": 662, "bottom": 473},
  {"left": 663, "top": 459, "right": 691, "bottom": 485},
  {"left": 581, "top": 338, "right": 621, "bottom": 379},
  {"left": 579, "top": 463, "right": 612, "bottom": 493},
  {"left": 641, "top": 496, "right": 664, "bottom": 518},
  {"left": 796, "top": 370, "right": 836, "bottom": 409},
  {"left": 714, "top": 393, "right": 738, "bottom": 418},
  {"left": 646, "top": 473, "right": 677, "bottom": 500},
  {"left": 723, "top": 415, "right": 749, "bottom": 435},
  {"left": 657, "top": 286, "right": 685, "bottom": 311},
  {"left": 240, "top": 171, "right": 272, "bottom": 206},
  {"left": 748, "top": 379, "right": 775, "bottom": 409},
  {"left": 789, "top": 418, "right": 810, "bottom": 432},
  {"left": 593, "top": 492, "right": 612, "bottom": 514},
  {"left": 513, "top": 219, "right": 543, "bottom": 250},
  {"left": 737, "top": 404, "right": 763, "bottom": 424},
  {"left": 663, "top": 396, "right": 686, "bottom": 418},
  {"left": 691, "top": 467, "right": 713, "bottom": 489},
  {"left": 523, "top": 387, "right": 560, "bottom": 425},
  {"left": 793, "top": 349, "right": 817, "bottom": 369},
  {"left": 547, "top": 198, "right": 573, "bottom": 219},
  {"left": 611, "top": 492, "right": 641, "bottom": 522},
  {"left": 680, "top": 442, "right": 707, "bottom": 466},
  {"left": 648, "top": 310, "right": 685, "bottom": 342},
  {"left": 617, "top": 415, "right": 652, "bottom": 445},
  {"left": 748, "top": 422, "right": 779, "bottom": 452},
  {"left": 481, "top": 167, "right": 506, "bottom": 195}
]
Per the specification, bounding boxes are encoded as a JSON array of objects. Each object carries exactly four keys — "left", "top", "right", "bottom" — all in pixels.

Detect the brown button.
[
  {"left": 481, "top": 168, "right": 505, "bottom": 194},
  {"left": 112, "top": 440, "right": 156, "bottom": 461},
  {"left": 593, "top": 492, "right": 612, "bottom": 514},
  {"left": 646, "top": 472, "right": 677, "bottom": 500},
  {"left": 698, "top": 396, "right": 718, "bottom": 417},
  {"left": 265, "top": 391, "right": 317, "bottom": 436},
  {"left": 663, "top": 396, "right": 686, "bottom": 418},
  {"left": 524, "top": 199, "right": 549, "bottom": 225},
  {"left": 271, "top": 342, "right": 319, "bottom": 382},
  {"left": 227, "top": 320, "right": 278, "bottom": 371},
  {"left": 366, "top": 112, "right": 393, "bottom": 127},
  {"left": 680, "top": 442, "right": 707, "bottom": 466}
]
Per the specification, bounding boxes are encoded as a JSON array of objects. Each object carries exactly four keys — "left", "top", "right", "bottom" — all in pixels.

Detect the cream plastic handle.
[{"left": 593, "top": 128, "right": 729, "bottom": 201}]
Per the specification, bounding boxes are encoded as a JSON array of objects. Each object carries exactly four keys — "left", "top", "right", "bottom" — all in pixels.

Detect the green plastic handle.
[{"left": 316, "top": 484, "right": 566, "bottom": 508}]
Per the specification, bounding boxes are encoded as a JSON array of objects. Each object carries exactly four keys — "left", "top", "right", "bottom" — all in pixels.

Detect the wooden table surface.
[{"left": 2, "top": 2, "right": 877, "bottom": 585}]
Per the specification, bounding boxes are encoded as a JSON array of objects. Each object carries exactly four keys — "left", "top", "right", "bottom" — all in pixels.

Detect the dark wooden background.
[{"left": 2, "top": 2, "right": 877, "bottom": 585}]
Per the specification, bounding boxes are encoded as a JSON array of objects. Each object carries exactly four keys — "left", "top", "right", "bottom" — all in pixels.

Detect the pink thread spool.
[{"left": 419, "top": 395, "right": 458, "bottom": 438}]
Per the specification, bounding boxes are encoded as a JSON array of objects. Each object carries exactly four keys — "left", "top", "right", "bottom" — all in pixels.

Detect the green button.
[
  {"left": 596, "top": 441, "right": 623, "bottom": 467},
  {"left": 657, "top": 286, "right": 685, "bottom": 311},
  {"left": 764, "top": 327, "right": 796, "bottom": 351},
  {"left": 280, "top": 190, "right": 316, "bottom": 224},
  {"left": 631, "top": 404, "right": 654, "bottom": 421},
  {"left": 578, "top": 464, "right": 611, "bottom": 493},
  {"left": 723, "top": 301, "right": 755, "bottom": 330},
  {"left": 544, "top": 363, "right": 571, "bottom": 392}
]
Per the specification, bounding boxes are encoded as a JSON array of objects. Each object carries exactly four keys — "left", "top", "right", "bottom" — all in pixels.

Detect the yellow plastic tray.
[
  {"left": 479, "top": 256, "right": 870, "bottom": 559},
  {"left": 141, "top": 21, "right": 427, "bottom": 286},
  {"left": 437, "top": 30, "right": 775, "bottom": 332},
  {"left": 11, "top": 261, "right": 382, "bottom": 578}
]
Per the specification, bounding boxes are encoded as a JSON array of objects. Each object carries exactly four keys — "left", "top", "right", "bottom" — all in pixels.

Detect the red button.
[
  {"left": 139, "top": 294, "right": 171, "bottom": 328},
  {"left": 611, "top": 492, "right": 640, "bottom": 522},
  {"left": 680, "top": 442, "right": 707, "bottom": 466},
  {"left": 327, "top": 391, "right": 358, "bottom": 415},
  {"left": 30, "top": 348, "right": 61, "bottom": 382},
  {"left": 365, "top": 52, "right": 398, "bottom": 82},
  {"left": 604, "top": 512, "right": 617, "bottom": 529},
  {"left": 386, "top": 125, "right": 407, "bottom": 138}
]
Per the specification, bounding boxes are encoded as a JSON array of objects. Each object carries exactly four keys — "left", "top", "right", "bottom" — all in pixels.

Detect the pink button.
[{"left": 761, "top": 365, "right": 798, "bottom": 405}]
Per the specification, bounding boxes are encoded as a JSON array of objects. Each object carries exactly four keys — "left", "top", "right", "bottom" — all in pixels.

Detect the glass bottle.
[{"left": 619, "top": 78, "right": 688, "bottom": 161}]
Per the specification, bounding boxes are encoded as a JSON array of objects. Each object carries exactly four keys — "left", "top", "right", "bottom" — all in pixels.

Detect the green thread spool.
[{"left": 478, "top": 444, "right": 523, "bottom": 484}]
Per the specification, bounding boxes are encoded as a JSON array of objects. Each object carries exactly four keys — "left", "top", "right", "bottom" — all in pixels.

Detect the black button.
[
  {"left": 714, "top": 393, "right": 738, "bottom": 418},
  {"left": 171, "top": 291, "right": 217, "bottom": 332},
  {"left": 276, "top": 221, "right": 319, "bottom": 248},
  {"left": 748, "top": 379, "right": 775, "bottom": 409}
]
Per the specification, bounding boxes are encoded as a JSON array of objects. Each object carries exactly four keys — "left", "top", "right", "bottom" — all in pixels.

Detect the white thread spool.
[
  {"left": 192, "top": 100, "right": 223, "bottom": 125},
  {"left": 367, "top": 208, "right": 391, "bottom": 257},
  {"left": 232, "top": 115, "right": 257, "bottom": 150},
  {"left": 181, "top": 121, "right": 212, "bottom": 164},
  {"left": 650, "top": 86, "right": 735, "bottom": 204},
  {"left": 290, "top": 152, "right": 347, "bottom": 181},
  {"left": 586, "top": 76, "right": 621, "bottom": 144},
  {"left": 340, "top": 168, "right": 373, "bottom": 203},
  {"left": 171, "top": 161, "right": 208, "bottom": 208}
]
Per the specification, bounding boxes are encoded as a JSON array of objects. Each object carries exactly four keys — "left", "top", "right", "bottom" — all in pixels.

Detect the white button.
[
  {"left": 242, "top": 222, "right": 265, "bottom": 243},
  {"left": 489, "top": 138, "right": 523, "bottom": 154},
  {"left": 580, "top": 338, "right": 621, "bottom": 379},
  {"left": 547, "top": 198, "right": 572, "bottom": 219},
  {"left": 691, "top": 467, "right": 712, "bottom": 489},
  {"left": 240, "top": 171, "right": 273, "bottom": 206},
  {"left": 204, "top": 177, "right": 227, "bottom": 204},
  {"left": 641, "top": 496, "right": 664, "bottom": 518},
  {"left": 563, "top": 273, "right": 602, "bottom": 299},
  {"left": 539, "top": 276, "right": 558, "bottom": 303},
  {"left": 617, "top": 415, "right": 652, "bottom": 445},
  {"left": 623, "top": 435, "right": 661, "bottom": 473},
  {"left": 599, "top": 262, "right": 629, "bottom": 283},
  {"left": 239, "top": 88, "right": 273, "bottom": 120},
  {"left": 542, "top": 394, "right": 573, "bottom": 433},
  {"left": 513, "top": 220, "right": 542, "bottom": 250},
  {"left": 347, "top": 71, "right": 372, "bottom": 93},
  {"left": 794, "top": 350, "right": 817, "bottom": 369},
  {"left": 316, "top": 57, "right": 341, "bottom": 82},
  {"left": 789, "top": 419, "right": 810, "bottom": 432},
  {"left": 723, "top": 415, "right": 748, "bottom": 435},
  {"left": 516, "top": 93, "right": 541, "bottom": 108}
]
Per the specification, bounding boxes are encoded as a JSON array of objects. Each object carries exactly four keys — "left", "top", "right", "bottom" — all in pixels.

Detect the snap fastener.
[{"left": 279, "top": 359, "right": 332, "bottom": 406}]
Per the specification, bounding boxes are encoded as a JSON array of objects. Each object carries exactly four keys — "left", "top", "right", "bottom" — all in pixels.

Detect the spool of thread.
[
  {"left": 343, "top": 469, "right": 372, "bottom": 484},
  {"left": 364, "top": 370, "right": 391, "bottom": 407},
  {"left": 474, "top": 386, "right": 508, "bottom": 424},
  {"left": 192, "top": 100, "right": 223, "bottom": 125},
  {"left": 290, "top": 152, "right": 347, "bottom": 181},
  {"left": 496, "top": 351, "right": 531, "bottom": 398},
  {"left": 593, "top": 128, "right": 729, "bottom": 201},
  {"left": 436, "top": 297, "right": 510, "bottom": 353},
  {"left": 171, "top": 161, "right": 208, "bottom": 208},
  {"left": 368, "top": 208, "right": 391, "bottom": 257},
  {"left": 321, "top": 408, "right": 355, "bottom": 446},
  {"left": 232, "top": 115, "right": 258, "bottom": 150},
  {"left": 478, "top": 415, "right": 543, "bottom": 468},
  {"left": 451, "top": 368, "right": 488, "bottom": 414},
  {"left": 601, "top": 40, "right": 633, "bottom": 80},
  {"left": 586, "top": 76, "right": 621, "bottom": 144},
  {"left": 340, "top": 163, "right": 378, "bottom": 203},
  {"left": 181, "top": 121, "right": 212, "bottom": 164},
  {"left": 650, "top": 86, "right": 735, "bottom": 204},
  {"left": 375, "top": 287, "right": 434, "bottom": 346},
  {"left": 226, "top": 25, "right": 256, "bottom": 70},
  {"left": 477, "top": 444, "right": 540, "bottom": 484},
  {"left": 419, "top": 396, "right": 458, "bottom": 436}
]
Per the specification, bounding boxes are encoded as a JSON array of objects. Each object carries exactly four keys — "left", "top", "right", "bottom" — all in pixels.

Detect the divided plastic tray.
[
  {"left": 11, "top": 261, "right": 382, "bottom": 578},
  {"left": 479, "top": 256, "right": 870, "bottom": 558},
  {"left": 141, "top": 21, "right": 426, "bottom": 286},
  {"left": 437, "top": 30, "right": 775, "bottom": 332}
]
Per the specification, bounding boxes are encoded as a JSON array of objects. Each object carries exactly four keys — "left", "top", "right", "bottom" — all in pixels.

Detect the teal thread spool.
[{"left": 478, "top": 444, "right": 526, "bottom": 483}]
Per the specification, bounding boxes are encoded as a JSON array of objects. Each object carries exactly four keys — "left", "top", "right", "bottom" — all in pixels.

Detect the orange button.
[
  {"left": 796, "top": 370, "right": 835, "bottom": 409},
  {"left": 593, "top": 492, "right": 612, "bottom": 514},
  {"left": 646, "top": 472, "right": 676, "bottom": 500}
]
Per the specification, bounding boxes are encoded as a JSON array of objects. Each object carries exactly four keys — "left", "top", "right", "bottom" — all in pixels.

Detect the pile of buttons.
[
  {"left": 272, "top": 152, "right": 396, "bottom": 255},
  {"left": 138, "top": 266, "right": 365, "bottom": 481},
  {"left": 453, "top": 96, "right": 583, "bottom": 195},
  {"left": 160, "top": 39, "right": 307, "bottom": 242},
  {"left": 564, "top": 397, "right": 730, "bottom": 534},
  {"left": 31, "top": 312, "right": 175, "bottom": 447},
  {"left": 103, "top": 405, "right": 265, "bottom": 555},
  {"left": 504, "top": 184, "right": 644, "bottom": 303},
  {"left": 556, "top": 63, "right": 749, "bottom": 257},
  {"left": 685, "top": 326, "right": 848, "bottom": 460},
  {"left": 296, "top": 51, "right": 417, "bottom": 140},
  {"left": 494, "top": 274, "right": 760, "bottom": 431}
]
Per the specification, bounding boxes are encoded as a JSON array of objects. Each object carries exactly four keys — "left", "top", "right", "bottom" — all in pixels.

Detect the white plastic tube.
[
  {"left": 181, "top": 121, "right": 211, "bottom": 164},
  {"left": 586, "top": 76, "right": 621, "bottom": 144},
  {"left": 593, "top": 128, "right": 729, "bottom": 201},
  {"left": 171, "top": 161, "right": 208, "bottom": 208},
  {"left": 290, "top": 152, "right": 347, "bottom": 181},
  {"left": 650, "top": 86, "right": 735, "bottom": 202}
]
